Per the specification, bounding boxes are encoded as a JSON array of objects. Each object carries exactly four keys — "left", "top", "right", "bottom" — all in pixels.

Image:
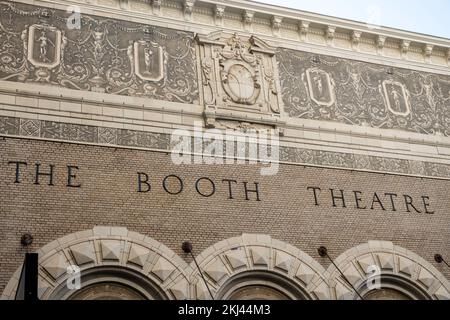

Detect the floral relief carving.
[
  {"left": 277, "top": 48, "right": 450, "bottom": 136},
  {"left": 0, "top": 1, "right": 198, "bottom": 103}
]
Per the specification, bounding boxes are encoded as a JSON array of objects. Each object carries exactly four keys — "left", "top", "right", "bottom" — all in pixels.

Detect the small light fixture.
[
  {"left": 317, "top": 245, "right": 364, "bottom": 300},
  {"left": 182, "top": 241, "right": 193, "bottom": 254},
  {"left": 435, "top": 254, "right": 444, "bottom": 264},
  {"left": 21, "top": 233, "right": 33, "bottom": 247},
  {"left": 318, "top": 246, "right": 328, "bottom": 257},
  {"left": 181, "top": 241, "right": 215, "bottom": 300}
]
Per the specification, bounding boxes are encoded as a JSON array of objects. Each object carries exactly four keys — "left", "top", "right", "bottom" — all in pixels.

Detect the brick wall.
[{"left": 0, "top": 137, "right": 449, "bottom": 292}]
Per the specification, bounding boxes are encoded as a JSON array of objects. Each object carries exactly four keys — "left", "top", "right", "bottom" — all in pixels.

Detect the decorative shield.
[
  {"left": 221, "top": 61, "right": 261, "bottom": 105},
  {"left": 306, "top": 68, "right": 335, "bottom": 107},
  {"left": 27, "top": 25, "right": 61, "bottom": 69},
  {"left": 382, "top": 80, "right": 411, "bottom": 116},
  {"left": 134, "top": 41, "right": 165, "bottom": 82}
]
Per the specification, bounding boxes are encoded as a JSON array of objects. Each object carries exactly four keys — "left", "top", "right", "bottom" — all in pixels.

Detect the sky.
[{"left": 254, "top": 0, "right": 450, "bottom": 39}]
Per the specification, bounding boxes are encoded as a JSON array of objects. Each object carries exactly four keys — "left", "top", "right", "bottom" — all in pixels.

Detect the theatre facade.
[{"left": 0, "top": 0, "right": 450, "bottom": 300}]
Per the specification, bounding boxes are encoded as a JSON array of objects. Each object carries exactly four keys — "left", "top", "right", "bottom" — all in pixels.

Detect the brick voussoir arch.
[
  {"left": 325, "top": 241, "right": 450, "bottom": 300},
  {"left": 183, "top": 234, "right": 330, "bottom": 300},
  {"left": 1, "top": 227, "right": 190, "bottom": 300}
]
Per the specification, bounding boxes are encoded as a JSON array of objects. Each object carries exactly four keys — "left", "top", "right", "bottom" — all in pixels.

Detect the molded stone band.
[{"left": 1, "top": 116, "right": 450, "bottom": 180}]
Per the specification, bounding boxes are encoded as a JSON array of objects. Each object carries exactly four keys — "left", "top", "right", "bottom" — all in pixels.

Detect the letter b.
[{"left": 137, "top": 173, "right": 151, "bottom": 193}]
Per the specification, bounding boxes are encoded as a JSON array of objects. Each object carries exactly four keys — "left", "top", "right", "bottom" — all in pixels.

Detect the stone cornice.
[
  {"left": 160, "top": 0, "right": 450, "bottom": 57},
  {"left": 201, "top": 0, "right": 450, "bottom": 45},
  {"left": 12, "top": 0, "right": 450, "bottom": 76}
]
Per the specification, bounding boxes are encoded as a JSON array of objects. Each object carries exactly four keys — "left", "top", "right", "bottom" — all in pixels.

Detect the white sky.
[{"left": 253, "top": 0, "right": 450, "bottom": 39}]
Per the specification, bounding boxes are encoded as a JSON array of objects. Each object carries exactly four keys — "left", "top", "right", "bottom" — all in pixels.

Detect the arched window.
[
  {"left": 363, "top": 289, "right": 411, "bottom": 300},
  {"left": 1, "top": 227, "right": 190, "bottom": 300},
  {"left": 70, "top": 283, "right": 146, "bottom": 300},
  {"left": 326, "top": 241, "right": 450, "bottom": 300},
  {"left": 357, "top": 275, "right": 431, "bottom": 300},
  {"left": 217, "top": 271, "right": 309, "bottom": 300},
  {"left": 188, "top": 234, "right": 328, "bottom": 300},
  {"left": 226, "top": 286, "right": 290, "bottom": 300},
  {"left": 50, "top": 267, "right": 167, "bottom": 300}
]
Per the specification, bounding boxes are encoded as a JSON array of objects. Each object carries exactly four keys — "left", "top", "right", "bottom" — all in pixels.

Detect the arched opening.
[
  {"left": 1, "top": 227, "right": 191, "bottom": 300},
  {"left": 216, "top": 271, "right": 310, "bottom": 300},
  {"left": 69, "top": 283, "right": 146, "bottom": 300},
  {"left": 357, "top": 275, "right": 431, "bottom": 300},
  {"left": 50, "top": 266, "right": 168, "bottom": 300},
  {"left": 326, "top": 241, "right": 450, "bottom": 300},
  {"left": 187, "top": 234, "right": 328, "bottom": 300},
  {"left": 363, "top": 289, "right": 411, "bottom": 300}
]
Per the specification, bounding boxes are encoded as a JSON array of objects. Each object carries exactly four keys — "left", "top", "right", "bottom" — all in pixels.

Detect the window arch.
[
  {"left": 325, "top": 241, "right": 450, "bottom": 300},
  {"left": 50, "top": 266, "right": 167, "bottom": 300},
  {"left": 357, "top": 275, "right": 429, "bottom": 300},
  {"left": 1, "top": 227, "right": 190, "bottom": 300},
  {"left": 187, "top": 234, "right": 329, "bottom": 300},
  {"left": 217, "top": 271, "right": 310, "bottom": 300}
]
